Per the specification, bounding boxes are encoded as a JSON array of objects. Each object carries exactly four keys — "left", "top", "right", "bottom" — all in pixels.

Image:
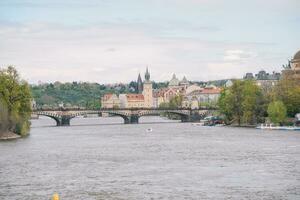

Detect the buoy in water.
[{"left": 52, "top": 193, "right": 59, "bottom": 200}]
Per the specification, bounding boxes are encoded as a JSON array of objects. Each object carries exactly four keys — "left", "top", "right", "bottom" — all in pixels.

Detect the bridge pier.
[
  {"left": 124, "top": 115, "right": 139, "bottom": 124},
  {"left": 56, "top": 116, "right": 71, "bottom": 126},
  {"left": 181, "top": 115, "right": 191, "bottom": 123}
]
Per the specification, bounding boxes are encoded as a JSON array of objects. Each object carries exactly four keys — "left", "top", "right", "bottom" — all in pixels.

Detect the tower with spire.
[
  {"left": 136, "top": 73, "right": 143, "bottom": 94},
  {"left": 142, "top": 67, "right": 153, "bottom": 108}
]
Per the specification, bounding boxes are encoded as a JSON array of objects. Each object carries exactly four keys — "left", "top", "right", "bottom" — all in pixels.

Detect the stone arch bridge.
[{"left": 32, "top": 108, "right": 215, "bottom": 126}]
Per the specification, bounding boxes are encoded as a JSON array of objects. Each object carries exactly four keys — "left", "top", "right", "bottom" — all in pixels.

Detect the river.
[{"left": 0, "top": 116, "right": 300, "bottom": 199}]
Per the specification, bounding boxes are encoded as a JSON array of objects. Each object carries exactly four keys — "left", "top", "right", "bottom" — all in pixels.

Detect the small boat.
[
  {"left": 191, "top": 122, "right": 204, "bottom": 126},
  {"left": 256, "top": 124, "right": 300, "bottom": 131},
  {"left": 146, "top": 128, "right": 153, "bottom": 132}
]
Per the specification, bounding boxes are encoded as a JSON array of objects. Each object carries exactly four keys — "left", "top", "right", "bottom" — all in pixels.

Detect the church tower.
[
  {"left": 142, "top": 67, "right": 153, "bottom": 108},
  {"left": 136, "top": 73, "right": 143, "bottom": 94}
]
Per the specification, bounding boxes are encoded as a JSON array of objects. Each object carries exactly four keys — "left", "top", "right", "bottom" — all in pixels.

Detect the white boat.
[
  {"left": 256, "top": 124, "right": 300, "bottom": 131},
  {"left": 191, "top": 122, "right": 204, "bottom": 126},
  {"left": 146, "top": 128, "right": 153, "bottom": 132}
]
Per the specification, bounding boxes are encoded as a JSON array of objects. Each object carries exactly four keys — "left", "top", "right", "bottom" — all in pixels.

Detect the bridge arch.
[
  {"left": 68, "top": 110, "right": 131, "bottom": 124},
  {"left": 35, "top": 112, "right": 62, "bottom": 126},
  {"left": 136, "top": 110, "right": 191, "bottom": 122}
]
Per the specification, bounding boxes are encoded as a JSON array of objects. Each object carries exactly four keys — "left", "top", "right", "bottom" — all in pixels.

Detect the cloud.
[
  {"left": 0, "top": 21, "right": 291, "bottom": 83},
  {"left": 223, "top": 50, "right": 256, "bottom": 62}
]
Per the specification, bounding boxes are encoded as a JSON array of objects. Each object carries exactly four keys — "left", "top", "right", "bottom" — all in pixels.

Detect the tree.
[
  {"left": 218, "top": 88, "right": 234, "bottom": 124},
  {"left": 218, "top": 80, "right": 265, "bottom": 125},
  {"left": 274, "top": 76, "right": 300, "bottom": 117},
  {"left": 169, "top": 95, "right": 183, "bottom": 108},
  {"left": 0, "top": 66, "right": 32, "bottom": 136},
  {"left": 267, "top": 101, "right": 287, "bottom": 125},
  {"left": 241, "top": 80, "right": 265, "bottom": 124}
]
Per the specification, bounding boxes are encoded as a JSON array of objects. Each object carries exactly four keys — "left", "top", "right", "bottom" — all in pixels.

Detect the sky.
[{"left": 0, "top": 0, "right": 299, "bottom": 84}]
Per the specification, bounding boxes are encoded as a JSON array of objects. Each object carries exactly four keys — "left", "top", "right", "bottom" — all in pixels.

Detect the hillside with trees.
[{"left": 31, "top": 81, "right": 169, "bottom": 109}]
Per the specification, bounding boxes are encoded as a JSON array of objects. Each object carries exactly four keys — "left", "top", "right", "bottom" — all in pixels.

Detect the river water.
[{"left": 0, "top": 116, "right": 300, "bottom": 200}]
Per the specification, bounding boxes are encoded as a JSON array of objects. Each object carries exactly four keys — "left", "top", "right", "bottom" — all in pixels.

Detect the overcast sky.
[{"left": 0, "top": 0, "right": 299, "bottom": 83}]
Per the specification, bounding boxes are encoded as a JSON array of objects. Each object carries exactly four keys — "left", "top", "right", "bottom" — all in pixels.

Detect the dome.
[
  {"left": 169, "top": 74, "right": 180, "bottom": 87},
  {"left": 180, "top": 76, "right": 189, "bottom": 85},
  {"left": 293, "top": 50, "right": 300, "bottom": 60}
]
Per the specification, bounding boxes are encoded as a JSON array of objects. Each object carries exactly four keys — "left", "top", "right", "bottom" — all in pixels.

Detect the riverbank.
[{"left": 0, "top": 131, "right": 21, "bottom": 140}]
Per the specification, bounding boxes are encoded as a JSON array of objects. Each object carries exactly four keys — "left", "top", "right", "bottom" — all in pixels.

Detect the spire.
[
  {"left": 137, "top": 73, "right": 142, "bottom": 83},
  {"left": 137, "top": 73, "right": 143, "bottom": 94},
  {"left": 145, "top": 67, "right": 150, "bottom": 82}
]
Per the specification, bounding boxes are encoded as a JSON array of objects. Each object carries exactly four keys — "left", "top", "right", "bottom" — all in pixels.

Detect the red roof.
[
  {"left": 201, "top": 88, "right": 221, "bottom": 94},
  {"left": 102, "top": 93, "right": 113, "bottom": 101},
  {"left": 126, "top": 94, "right": 144, "bottom": 101}
]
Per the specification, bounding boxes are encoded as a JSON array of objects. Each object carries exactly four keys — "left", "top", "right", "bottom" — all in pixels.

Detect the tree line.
[
  {"left": 218, "top": 73, "right": 300, "bottom": 126},
  {"left": 0, "top": 66, "right": 32, "bottom": 136},
  {"left": 31, "top": 81, "right": 169, "bottom": 109}
]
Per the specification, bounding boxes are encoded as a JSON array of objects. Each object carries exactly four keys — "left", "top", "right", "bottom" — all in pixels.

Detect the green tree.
[
  {"left": 218, "top": 80, "right": 265, "bottom": 126},
  {"left": 0, "top": 66, "right": 32, "bottom": 136},
  {"left": 169, "top": 95, "right": 183, "bottom": 108},
  {"left": 218, "top": 89, "right": 234, "bottom": 123},
  {"left": 241, "top": 80, "right": 265, "bottom": 124},
  {"left": 267, "top": 101, "right": 287, "bottom": 125},
  {"left": 274, "top": 76, "right": 300, "bottom": 117}
]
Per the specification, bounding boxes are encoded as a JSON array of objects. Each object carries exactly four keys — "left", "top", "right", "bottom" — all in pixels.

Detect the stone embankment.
[{"left": 0, "top": 131, "right": 21, "bottom": 140}]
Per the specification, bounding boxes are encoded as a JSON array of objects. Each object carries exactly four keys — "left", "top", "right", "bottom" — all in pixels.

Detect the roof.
[
  {"left": 180, "top": 76, "right": 189, "bottom": 85},
  {"left": 153, "top": 89, "right": 166, "bottom": 98},
  {"left": 201, "top": 88, "right": 221, "bottom": 94},
  {"left": 293, "top": 50, "right": 300, "bottom": 60},
  {"left": 169, "top": 74, "right": 180, "bottom": 86},
  {"left": 102, "top": 93, "right": 113, "bottom": 101},
  {"left": 126, "top": 94, "right": 144, "bottom": 101},
  {"left": 187, "top": 88, "right": 221, "bottom": 95}
]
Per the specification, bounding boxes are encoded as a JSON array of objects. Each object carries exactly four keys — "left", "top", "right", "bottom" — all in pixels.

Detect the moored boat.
[{"left": 256, "top": 124, "right": 300, "bottom": 131}]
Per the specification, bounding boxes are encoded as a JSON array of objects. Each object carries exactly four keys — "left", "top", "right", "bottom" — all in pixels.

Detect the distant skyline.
[{"left": 0, "top": 0, "right": 299, "bottom": 83}]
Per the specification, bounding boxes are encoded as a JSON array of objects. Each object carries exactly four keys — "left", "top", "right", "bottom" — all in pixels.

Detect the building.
[
  {"left": 101, "top": 68, "right": 153, "bottom": 108},
  {"left": 168, "top": 74, "right": 190, "bottom": 89},
  {"left": 153, "top": 89, "right": 165, "bottom": 108},
  {"left": 243, "top": 70, "right": 281, "bottom": 91},
  {"left": 125, "top": 94, "right": 145, "bottom": 108},
  {"left": 282, "top": 50, "right": 300, "bottom": 83},
  {"left": 142, "top": 67, "right": 153, "bottom": 108},
  {"left": 101, "top": 94, "right": 120, "bottom": 108},
  {"left": 168, "top": 74, "right": 180, "bottom": 87},
  {"left": 183, "top": 86, "right": 221, "bottom": 108}
]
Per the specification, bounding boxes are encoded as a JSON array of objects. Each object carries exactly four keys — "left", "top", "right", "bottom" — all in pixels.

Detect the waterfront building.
[
  {"left": 101, "top": 94, "right": 120, "bottom": 108},
  {"left": 101, "top": 68, "right": 153, "bottom": 108},
  {"left": 243, "top": 70, "right": 281, "bottom": 91},
  {"left": 183, "top": 86, "right": 221, "bottom": 108},
  {"left": 119, "top": 94, "right": 127, "bottom": 108},
  {"left": 153, "top": 89, "right": 166, "bottom": 108},
  {"left": 125, "top": 94, "right": 145, "bottom": 108},
  {"left": 163, "top": 87, "right": 185, "bottom": 103}
]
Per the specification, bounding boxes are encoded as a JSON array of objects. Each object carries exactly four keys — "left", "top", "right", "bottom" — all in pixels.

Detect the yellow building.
[
  {"left": 101, "top": 68, "right": 154, "bottom": 109},
  {"left": 126, "top": 94, "right": 145, "bottom": 108},
  {"left": 101, "top": 94, "right": 120, "bottom": 108}
]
